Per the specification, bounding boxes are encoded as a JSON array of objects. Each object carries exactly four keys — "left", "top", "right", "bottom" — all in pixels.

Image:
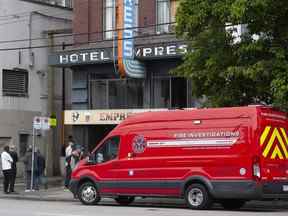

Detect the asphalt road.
[{"left": 0, "top": 199, "right": 287, "bottom": 216}]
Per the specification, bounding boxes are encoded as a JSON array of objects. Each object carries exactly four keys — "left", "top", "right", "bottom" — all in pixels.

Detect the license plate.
[{"left": 283, "top": 185, "right": 288, "bottom": 192}]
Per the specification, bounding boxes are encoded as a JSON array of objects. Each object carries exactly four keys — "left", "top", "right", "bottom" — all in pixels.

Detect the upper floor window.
[
  {"left": 156, "top": 0, "right": 179, "bottom": 34},
  {"left": 24, "top": 0, "right": 73, "bottom": 8},
  {"left": 2, "top": 69, "right": 29, "bottom": 97},
  {"left": 104, "top": 0, "right": 115, "bottom": 39},
  {"left": 104, "top": 0, "right": 139, "bottom": 40}
]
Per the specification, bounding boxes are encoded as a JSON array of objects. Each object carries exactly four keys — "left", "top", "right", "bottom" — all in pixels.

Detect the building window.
[
  {"left": 104, "top": 0, "right": 115, "bottom": 39},
  {"left": 152, "top": 76, "right": 188, "bottom": 109},
  {"left": 134, "top": 0, "right": 139, "bottom": 36},
  {"left": 170, "top": 0, "right": 179, "bottom": 23},
  {"left": 24, "top": 0, "right": 73, "bottom": 8},
  {"left": 156, "top": 0, "right": 179, "bottom": 34},
  {"left": 2, "top": 69, "right": 28, "bottom": 97},
  {"left": 104, "top": 0, "right": 139, "bottom": 39},
  {"left": 89, "top": 78, "right": 144, "bottom": 109}
]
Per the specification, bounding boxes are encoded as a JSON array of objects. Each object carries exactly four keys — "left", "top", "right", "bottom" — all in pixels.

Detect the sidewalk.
[{"left": 0, "top": 176, "right": 74, "bottom": 202}]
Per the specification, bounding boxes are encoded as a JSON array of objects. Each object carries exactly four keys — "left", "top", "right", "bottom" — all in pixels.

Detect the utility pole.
[{"left": 46, "top": 33, "right": 55, "bottom": 176}]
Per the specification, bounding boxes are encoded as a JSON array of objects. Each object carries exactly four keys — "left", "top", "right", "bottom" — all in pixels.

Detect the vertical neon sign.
[{"left": 117, "top": 0, "right": 146, "bottom": 78}]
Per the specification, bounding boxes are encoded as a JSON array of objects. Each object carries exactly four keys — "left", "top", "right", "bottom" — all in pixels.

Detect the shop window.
[{"left": 2, "top": 69, "right": 28, "bottom": 97}]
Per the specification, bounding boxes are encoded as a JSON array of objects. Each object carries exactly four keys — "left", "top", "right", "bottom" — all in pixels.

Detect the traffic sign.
[
  {"left": 33, "top": 116, "right": 50, "bottom": 130},
  {"left": 41, "top": 117, "right": 50, "bottom": 130},
  {"left": 33, "top": 117, "right": 42, "bottom": 130}
]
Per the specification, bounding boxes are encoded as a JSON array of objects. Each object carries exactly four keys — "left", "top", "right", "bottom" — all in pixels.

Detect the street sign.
[
  {"left": 49, "top": 117, "right": 57, "bottom": 127},
  {"left": 33, "top": 116, "right": 50, "bottom": 130},
  {"left": 41, "top": 117, "right": 50, "bottom": 130},
  {"left": 33, "top": 116, "right": 42, "bottom": 130}
]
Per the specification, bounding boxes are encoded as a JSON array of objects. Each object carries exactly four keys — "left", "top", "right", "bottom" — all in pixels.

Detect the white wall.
[
  {"left": 0, "top": 0, "right": 72, "bottom": 172},
  {"left": 0, "top": 0, "right": 72, "bottom": 112}
]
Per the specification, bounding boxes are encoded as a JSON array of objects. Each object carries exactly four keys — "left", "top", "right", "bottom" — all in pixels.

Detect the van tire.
[
  {"left": 220, "top": 200, "right": 246, "bottom": 210},
  {"left": 78, "top": 182, "right": 101, "bottom": 205},
  {"left": 185, "top": 183, "right": 212, "bottom": 210},
  {"left": 115, "top": 196, "right": 135, "bottom": 205}
]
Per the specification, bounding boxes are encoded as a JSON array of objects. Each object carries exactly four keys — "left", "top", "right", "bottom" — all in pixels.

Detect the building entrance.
[{"left": 87, "top": 125, "right": 116, "bottom": 151}]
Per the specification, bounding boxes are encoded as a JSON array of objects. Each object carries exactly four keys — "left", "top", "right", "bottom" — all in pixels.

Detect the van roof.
[{"left": 119, "top": 105, "right": 278, "bottom": 127}]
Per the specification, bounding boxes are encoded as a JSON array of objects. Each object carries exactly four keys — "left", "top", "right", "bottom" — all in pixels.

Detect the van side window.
[{"left": 95, "top": 136, "right": 120, "bottom": 164}]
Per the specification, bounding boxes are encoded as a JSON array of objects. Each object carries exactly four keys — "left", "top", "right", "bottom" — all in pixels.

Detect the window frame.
[
  {"left": 94, "top": 135, "right": 120, "bottom": 164},
  {"left": 103, "top": 0, "right": 116, "bottom": 40},
  {"left": 156, "top": 0, "right": 179, "bottom": 34}
]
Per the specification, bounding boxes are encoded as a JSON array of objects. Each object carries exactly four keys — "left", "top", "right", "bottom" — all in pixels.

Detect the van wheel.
[
  {"left": 78, "top": 182, "right": 101, "bottom": 205},
  {"left": 185, "top": 184, "right": 212, "bottom": 210},
  {"left": 220, "top": 200, "right": 246, "bottom": 210},
  {"left": 115, "top": 196, "right": 135, "bottom": 205}
]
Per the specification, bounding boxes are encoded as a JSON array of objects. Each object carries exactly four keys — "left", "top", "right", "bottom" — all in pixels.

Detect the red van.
[{"left": 69, "top": 106, "right": 288, "bottom": 209}]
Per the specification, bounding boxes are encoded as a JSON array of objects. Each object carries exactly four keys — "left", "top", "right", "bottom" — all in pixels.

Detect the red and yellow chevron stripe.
[{"left": 260, "top": 126, "right": 288, "bottom": 160}]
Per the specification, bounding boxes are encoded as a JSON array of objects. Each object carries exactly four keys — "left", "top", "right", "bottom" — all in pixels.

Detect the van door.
[
  {"left": 90, "top": 136, "right": 120, "bottom": 195},
  {"left": 114, "top": 131, "right": 181, "bottom": 197},
  {"left": 258, "top": 111, "right": 288, "bottom": 195}
]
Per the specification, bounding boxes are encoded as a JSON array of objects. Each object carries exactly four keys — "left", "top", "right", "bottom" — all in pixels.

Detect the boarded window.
[{"left": 2, "top": 69, "right": 28, "bottom": 97}]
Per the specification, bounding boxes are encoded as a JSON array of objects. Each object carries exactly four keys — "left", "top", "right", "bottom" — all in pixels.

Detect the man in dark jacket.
[
  {"left": 23, "top": 146, "right": 38, "bottom": 191},
  {"left": 9, "top": 145, "right": 18, "bottom": 193},
  {"left": 36, "top": 149, "right": 47, "bottom": 190}
]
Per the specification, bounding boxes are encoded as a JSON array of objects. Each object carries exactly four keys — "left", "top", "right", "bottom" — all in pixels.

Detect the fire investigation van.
[{"left": 69, "top": 106, "right": 288, "bottom": 209}]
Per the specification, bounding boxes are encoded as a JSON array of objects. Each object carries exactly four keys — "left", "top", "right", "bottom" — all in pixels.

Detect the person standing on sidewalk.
[
  {"left": 9, "top": 145, "right": 18, "bottom": 193},
  {"left": 64, "top": 135, "right": 75, "bottom": 189},
  {"left": 1, "top": 146, "right": 13, "bottom": 194},
  {"left": 23, "top": 146, "right": 39, "bottom": 191},
  {"left": 36, "top": 149, "right": 47, "bottom": 190}
]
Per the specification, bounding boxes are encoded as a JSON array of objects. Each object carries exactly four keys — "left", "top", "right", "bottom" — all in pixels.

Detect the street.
[{"left": 0, "top": 198, "right": 287, "bottom": 216}]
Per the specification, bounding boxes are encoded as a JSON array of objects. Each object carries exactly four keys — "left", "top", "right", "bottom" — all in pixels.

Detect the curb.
[{"left": 0, "top": 195, "right": 77, "bottom": 203}]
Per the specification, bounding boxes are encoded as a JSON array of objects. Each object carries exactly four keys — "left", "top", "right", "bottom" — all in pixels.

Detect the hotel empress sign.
[{"left": 49, "top": 43, "right": 188, "bottom": 66}]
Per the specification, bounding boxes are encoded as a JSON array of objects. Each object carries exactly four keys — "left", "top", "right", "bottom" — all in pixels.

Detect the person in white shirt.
[
  {"left": 64, "top": 135, "right": 75, "bottom": 188},
  {"left": 1, "top": 146, "right": 13, "bottom": 194}
]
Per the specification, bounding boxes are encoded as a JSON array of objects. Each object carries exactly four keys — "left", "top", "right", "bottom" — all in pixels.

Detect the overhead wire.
[{"left": 0, "top": 31, "right": 180, "bottom": 51}]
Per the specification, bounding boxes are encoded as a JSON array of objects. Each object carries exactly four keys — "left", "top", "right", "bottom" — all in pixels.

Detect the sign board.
[
  {"left": 48, "top": 42, "right": 188, "bottom": 66},
  {"left": 33, "top": 116, "right": 42, "bottom": 130},
  {"left": 33, "top": 116, "right": 50, "bottom": 130},
  {"left": 49, "top": 117, "right": 57, "bottom": 127},
  {"left": 64, "top": 109, "right": 167, "bottom": 125},
  {"left": 41, "top": 117, "right": 50, "bottom": 130}
]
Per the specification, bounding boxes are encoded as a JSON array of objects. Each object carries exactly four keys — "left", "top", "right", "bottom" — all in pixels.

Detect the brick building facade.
[{"left": 49, "top": 0, "right": 197, "bottom": 150}]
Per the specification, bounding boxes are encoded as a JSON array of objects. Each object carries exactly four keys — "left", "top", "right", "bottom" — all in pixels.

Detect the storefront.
[{"left": 49, "top": 41, "right": 199, "bottom": 150}]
